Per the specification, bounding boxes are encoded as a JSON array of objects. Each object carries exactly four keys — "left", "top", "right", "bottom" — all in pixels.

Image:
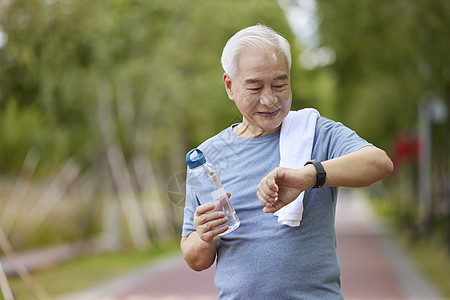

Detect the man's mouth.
[{"left": 258, "top": 109, "right": 280, "bottom": 118}]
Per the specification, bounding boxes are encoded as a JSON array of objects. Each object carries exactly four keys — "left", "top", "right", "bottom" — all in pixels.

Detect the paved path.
[
  {"left": 335, "top": 189, "right": 443, "bottom": 300},
  {"left": 59, "top": 189, "right": 444, "bottom": 300}
]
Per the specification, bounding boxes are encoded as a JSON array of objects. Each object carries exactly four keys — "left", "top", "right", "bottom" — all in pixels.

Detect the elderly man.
[{"left": 180, "top": 24, "right": 393, "bottom": 299}]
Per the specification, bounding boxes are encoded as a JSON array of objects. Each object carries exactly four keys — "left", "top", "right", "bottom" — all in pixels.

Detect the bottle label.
[{"left": 211, "top": 187, "right": 226, "bottom": 200}]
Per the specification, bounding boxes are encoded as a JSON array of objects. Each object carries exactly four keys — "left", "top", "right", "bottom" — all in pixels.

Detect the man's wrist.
[
  {"left": 302, "top": 163, "right": 318, "bottom": 190},
  {"left": 304, "top": 160, "right": 326, "bottom": 188}
]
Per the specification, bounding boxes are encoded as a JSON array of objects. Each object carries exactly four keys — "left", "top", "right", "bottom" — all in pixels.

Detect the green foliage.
[
  {"left": 0, "top": 1, "right": 305, "bottom": 250},
  {"left": 2, "top": 0, "right": 447, "bottom": 176},
  {"left": 0, "top": 100, "right": 70, "bottom": 174},
  {"left": 316, "top": 2, "right": 450, "bottom": 274},
  {"left": 324, "top": 6, "right": 450, "bottom": 294},
  {"left": 316, "top": 0, "right": 450, "bottom": 148},
  {"left": 0, "top": 101, "right": 42, "bottom": 173},
  {"left": 0, "top": 0, "right": 304, "bottom": 178}
]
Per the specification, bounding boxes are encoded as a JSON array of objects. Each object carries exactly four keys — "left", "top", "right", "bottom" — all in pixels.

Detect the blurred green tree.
[
  {"left": 0, "top": 0, "right": 307, "bottom": 248},
  {"left": 315, "top": 0, "right": 450, "bottom": 148},
  {"left": 315, "top": 0, "right": 450, "bottom": 249},
  {"left": 0, "top": 0, "right": 304, "bottom": 178}
]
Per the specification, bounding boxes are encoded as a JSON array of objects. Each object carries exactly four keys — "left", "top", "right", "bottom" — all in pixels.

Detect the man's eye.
[
  {"left": 274, "top": 84, "right": 287, "bottom": 89},
  {"left": 249, "top": 87, "right": 262, "bottom": 91}
]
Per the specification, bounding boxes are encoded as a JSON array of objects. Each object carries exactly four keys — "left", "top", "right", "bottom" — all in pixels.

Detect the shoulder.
[
  {"left": 315, "top": 116, "right": 345, "bottom": 130},
  {"left": 314, "top": 116, "right": 358, "bottom": 138},
  {"left": 198, "top": 126, "right": 235, "bottom": 150},
  {"left": 195, "top": 126, "right": 237, "bottom": 165},
  {"left": 313, "top": 116, "right": 371, "bottom": 159}
]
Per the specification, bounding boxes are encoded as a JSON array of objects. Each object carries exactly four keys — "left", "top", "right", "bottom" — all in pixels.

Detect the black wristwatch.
[{"left": 304, "top": 160, "right": 326, "bottom": 188}]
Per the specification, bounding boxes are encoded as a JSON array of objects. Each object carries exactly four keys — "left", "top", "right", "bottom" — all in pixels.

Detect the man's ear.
[{"left": 223, "top": 73, "right": 234, "bottom": 101}]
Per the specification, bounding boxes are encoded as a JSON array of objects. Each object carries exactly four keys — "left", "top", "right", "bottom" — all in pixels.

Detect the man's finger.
[
  {"left": 195, "top": 203, "right": 216, "bottom": 216},
  {"left": 257, "top": 176, "right": 278, "bottom": 205}
]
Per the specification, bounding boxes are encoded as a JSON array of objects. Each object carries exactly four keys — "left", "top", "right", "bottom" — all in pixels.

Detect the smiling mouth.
[{"left": 258, "top": 109, "right": 280, "bottom": 117}]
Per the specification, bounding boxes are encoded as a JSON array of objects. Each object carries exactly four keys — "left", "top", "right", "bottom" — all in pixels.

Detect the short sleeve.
[
  {"left": 312, "top": 117, "right": 372, "bottom": 161},
  {"left": 181, "top": 169, "right": 200, "bottom": 237}
]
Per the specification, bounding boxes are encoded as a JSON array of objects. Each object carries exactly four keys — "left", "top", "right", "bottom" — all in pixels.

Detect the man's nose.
[{"left": 259, "top": 88, "right": 277, "bottom": 107}]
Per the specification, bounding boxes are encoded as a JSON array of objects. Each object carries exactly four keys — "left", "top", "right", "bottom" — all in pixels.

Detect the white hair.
[{"left": 221, "top": 24, "right": 291, "bottom": 79}]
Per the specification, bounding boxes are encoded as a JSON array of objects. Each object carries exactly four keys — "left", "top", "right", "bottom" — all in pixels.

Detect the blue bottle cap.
[{"left": 186, "top": 148, "right": 206, "bottom": 169}]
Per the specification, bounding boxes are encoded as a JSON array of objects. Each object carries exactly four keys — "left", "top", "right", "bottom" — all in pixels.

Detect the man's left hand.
[{"left": 256, "top": 166, "right": 316, "bottom": 213}]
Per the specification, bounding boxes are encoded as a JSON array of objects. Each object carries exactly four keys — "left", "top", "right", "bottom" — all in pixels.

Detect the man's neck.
[{"left": 233, "top": 123, "right": 280, "bottom": 138}]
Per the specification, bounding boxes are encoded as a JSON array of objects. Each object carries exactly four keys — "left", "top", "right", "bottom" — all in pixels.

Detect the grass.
[
  {"left": 6, "top": 240, "right": 181, "bottom": 300},
  {"left": 370, "top": 197, "right": 450, "bottom": 299}
]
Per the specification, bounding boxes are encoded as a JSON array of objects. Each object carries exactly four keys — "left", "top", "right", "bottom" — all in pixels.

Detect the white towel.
[{"left": 274, "top": 108, "right": 320, "bottom": 227}]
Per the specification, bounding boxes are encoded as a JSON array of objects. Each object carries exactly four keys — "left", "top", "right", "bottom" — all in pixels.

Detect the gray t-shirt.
[{"left": 182, "top": 116, "right": 372, "bottom": 299}]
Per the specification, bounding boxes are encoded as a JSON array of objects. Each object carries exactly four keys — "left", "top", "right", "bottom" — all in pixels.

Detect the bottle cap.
[{"left": 186, "top": 148, "right": 206, "bottom": 169}]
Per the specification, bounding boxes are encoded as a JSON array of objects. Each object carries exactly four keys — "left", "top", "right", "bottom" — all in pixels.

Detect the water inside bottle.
[{"left": 216, "top": 194, "right": 240, "bottom": 236}]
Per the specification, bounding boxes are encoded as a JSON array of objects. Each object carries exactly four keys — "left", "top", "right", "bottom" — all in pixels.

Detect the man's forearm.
[
  {"left": 180, "top": 232, "right": 217, "bottom": 271},
  {"left": 322, "top": 146, "right": 393, "bottom": 188}
]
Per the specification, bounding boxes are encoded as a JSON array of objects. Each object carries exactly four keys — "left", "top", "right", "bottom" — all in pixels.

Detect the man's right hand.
[
  {"left": 181, "top": 192, "right": 232, "bottom": 271},
  {"left": 194, "top": 200, "right": 230, "bottom": 244}
]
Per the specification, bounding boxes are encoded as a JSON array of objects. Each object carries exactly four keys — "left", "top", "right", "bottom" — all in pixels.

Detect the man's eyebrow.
[
  {"left": 245, "top": 78, "right": 263, "bottom": 84},
  {"left": 273, "top": 74, "right": 288, "bottom": 81},
  {"left": 244, "top": 74, "right": 289, "bottom": 84}
]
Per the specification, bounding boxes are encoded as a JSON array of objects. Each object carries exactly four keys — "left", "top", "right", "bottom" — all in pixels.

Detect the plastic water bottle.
[{"left": 186, "top": 148, "right": 240, "bottom": 236}]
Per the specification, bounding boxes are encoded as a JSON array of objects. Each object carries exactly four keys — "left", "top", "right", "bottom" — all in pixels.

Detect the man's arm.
[
  {"left": 180, "top": 203, "right": 229, "bottom": 271},
  {"left": 257, "top": 146, "right": 394, "bottom": 213},
  {"left": 323, "top": 145, "right": 394, "bottom": 187}
]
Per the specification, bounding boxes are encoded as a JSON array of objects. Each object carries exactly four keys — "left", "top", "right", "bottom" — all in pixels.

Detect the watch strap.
[{"left": 304, "top": 160, "right": 326, "bottom": 188}]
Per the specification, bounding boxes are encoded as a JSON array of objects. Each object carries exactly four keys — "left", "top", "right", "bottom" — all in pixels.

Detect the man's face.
[{"left": 224, "top": 47, "right": 292, "bottom": 137}]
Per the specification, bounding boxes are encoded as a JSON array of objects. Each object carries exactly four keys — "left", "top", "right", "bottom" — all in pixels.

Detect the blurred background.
[{"left": 0, "top": 0, "right": 448, "bottom": 299}]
